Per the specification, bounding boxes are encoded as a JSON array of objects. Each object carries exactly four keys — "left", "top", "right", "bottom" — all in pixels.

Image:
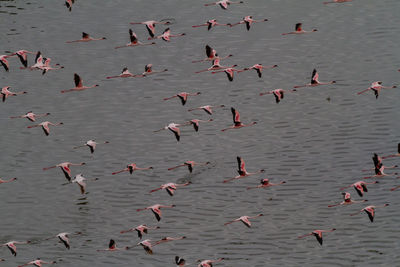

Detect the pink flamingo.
[
  {"left": 0, "top": 54, "right": 15, "bottom": 71},
  {"left": 0, "top": 177, "right": 17, "bottom": 184},
  {"left": 259, "top": 89, "right": 297, "bottom": 103},
  {"left": 27, "top": 121, "right": 63, "bottom": 136},
  {"left": 112, "top": 163, "right": 153, "bottom": 175},
  {"left": 205, "top": 0, "right": 244, "bottom": 10},
  {"left": 65, "top": 0, "right": 74, "bottom": 11},
  {"left": 148, "top": 28, "right": 185, "bottom": 42},
  {"left": 0, "top": 240, "right": 30, "bottom": 256},
  {"left": 164, "top": 92, "right": 201, "bottom": 106},
  {"left": 188, "top": 104, "right": 225, "bottom": 115},
  {"left": 154, "top": 123, "right": 187, "bottom": 141},
  {"left": 106, "top": 67, "right": 141, "bottom": 79},
  {"left": 197, "top": 258, "right": 224, "bottom": 267},
  {"left": 130, "top": 20, "right": 171, "bottom": 38},
  {"left": 39, "top": 58, "right": 64, "bottom": 75},
  {"left": 186, "top": 119, "right": 213, "bottom": 132},
  {"left": 246, "top": 178, "right": 286, "bottom": 190},
  {"left": 340, "top": 180, "right": 379, "bottom": 197},
  {"left": 11, "top": 50, "right": 35, "bottom": 68},
  {"left": 282, "top": 23, "right": 317, "bottom": 35},
  {"left": 223, "top": 156, "right": 265, "bottom": 183},
  {"left": 1, "top": 86, "right": 27, "bottom": 102},
  {"left": 357, "top": 81, "right": 397, "bottom": 99},
  {"left": 298, "top": 228, "right": 336, "bottom": 245},
  {"left": 328, "top": 192, "right": 368, "bottom": 207},
  {"left": 363, "top": 163, "right": 398, "bottom": 179},
  {"left": 242, "top": 63, "right": 278, "bottom": 78},
  {"left": 97, "top": 239, "right": 129, "bottom": 252},
  {"left": 230, "top": 16, "right": 268, "bottom": 31},
  {"left": 74, "top": 140, "right": 109, "bottom": 154},
  {"left": 72, "top": 174, "right": 98, "bottom": 194},
  {"left": 10, "top": 111, "right": 50, "bottom": 122},
  {"left": 382, "top": 143, "right": 400, "bottom": 159},
  {"left": 136, "top": 238, "right": 182, "bottom": 254},
  {"left": 195, "top": 60, "right": 237, "bottom": 74},
  {"left": 350, "top": 204, "right": 389, "bottom": 222},
  {"left": 120, "top": 224, "right": 160, "bottom": 239},
  {"left": 168, "top": 161, "right": 210, "bottom": 173},
  {"left": 142, "top": 63, "right": 168, "bottom": 76},
  {"left": 41, "top": 232, "right": 81, "bottom": 249},
  {"left": 18, "top": 259, "right": 56, "bottom": 267},
  {"left": 43, "top": 162, "right": 85, "bottom": 182},
  {"left": 61, "top": 73, "right": 99, "bottom": 93},
  {"left": 175, "top": 256, "right": 186, "bottom": 266},
  {"left": 212, "top": 66, "right": 245, "bottom": 81},
  {"left": 294, "top": 69, "right": 336, "bottom": 88},
  {"left": 136, "top": 204, "right": 176, "bottom": 221},
  {"left": 115, "top": 29, "right": 155, "bottom": 49},
  {"left": 324, "top": 0, "right": 352, "bottom": 4},
  {"left": 224, "top": 214, "right": 263, "bottom": 227},
  {"left": 192, "top": 19, "right": 231, "bottom": 30},
  {"left": 24, "top": 51, "right": 43, "bottom": 70},
  {"left": 192, "top": 45, "right": 232, "bottom": 63},
  {"left": 221, "top": 107, "right": 257, "bottom": 131},
  {"left": 155, "top": 236, "right": 186, "bottom": 245},
  {"left": 150, "top": 182, "right": 191, "bottom": 196},
  {"left": 66, "top": 32, "right": 106, "bottom": 43}
]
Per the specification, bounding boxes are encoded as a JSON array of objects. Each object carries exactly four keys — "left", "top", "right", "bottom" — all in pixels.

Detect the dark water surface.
[{"left": 1, "top": 0, "right": 399, "bottom": 266}]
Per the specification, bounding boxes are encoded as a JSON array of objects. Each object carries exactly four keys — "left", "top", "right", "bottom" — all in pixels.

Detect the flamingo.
[
  {"left": 142, "top": 63, "right": 168, "bottom": 76},
  {"left": 350, "top": 204, "right": 389, "bottom": 222},
  {"left": 41, "top": 232, "right": 82, "bottom": 249},
  {"left": 168, "top": 161, "right": 211, "bottom": 173},
  {"left": 25, "top": 51, "right": 43, "bottom": 70},
  {"left": 192, "top": 19, "right": 231, "bottom": 30},
  {"left": 324, "top": 0, "right": 352, "bottom": 4},
  {"left": 1, "top": 86, "right": 27, "bottom": 102},
  {"left": 212, "top": 67, "right": 245, "bottom": 81},
  {"left": 298, "top": 229, "right": 336, "bottom": 245},
  {"left": 0, "top": 240, "right": 30, "bottom": 256},
  {"left": 97, "top": 239, "right": 129, "bottom": 252},
  {"left": 149, "top": 182, "right": 191, "bottom": 196},
  {"left": 363, "top": 163, "right": 398, "bottom": 179},
  {"left": 204, "top": 0, "right": 244, "bottom": 10},
  {"left": 106, "top": 67, "right": 141, "bottom": 79},
  {"left": 61, "top": 73, "right": 99, "bottom": 93},
  {"left": 246, "top": 178, "right": 286, "bottom": 190},
  {"left": 259, "top": 89, "right": 297, "bottom": 103},
  {"left": 192, "top": 45, "right": 232, "bottom": 63},
  {"left": 137, "top": 238, "right": 177, "bottom": 254},
  {"left": 282, "top": 23, "right": 317, "bottom": 35},
  {"left": 27, "top": 121, "right": 63, "bottom": 136},
  {"left": 65, "top": 0, "right": 74, "bottom": 11},
  {"left": 328, "top": 192, "right": 368, "bottom": 207},
  {"left": 340, "top": 181, "right": 379, "bottom": 197},
  {"left": 43, "top": 162, "right": 86, "bottom": 182},
  {"left": 0, "top": 177, "right": 17, "bottom": 184},
  {"left": 230, "top": 16, "right": 268, "bottom": 31},
  {"left": 115, "top": 29, "right": 155, "bottom": 49},
  {"left": 120, "top": 224, "right": 160, "bottom": 239},
  {"left": 382, "top": 143, "right": 400, "bottom": 159},
  {"left": 357, "top": 81, "right": 397, "bottom": 98},
  {"left": 197, "top": 258, "right": 224, "bottom": 267},
  {"left": 154, "top": 123, "right": 187, "bottom": 141},
  {"left": 0, "top": 54, "right": 15, "bottom": 71},
  {"left": 130, "top": 20, "right": 171, "bottom": 38},
  {"left": 175, "top": 256, "right": 186, "bottom": 266},
  {"left": 148, "top": 28, "right": 185, "bottom": 42},
  {"left": 163, "top": 92, "right": 201, "bottom": 106},
  {"left": 72, "top": 173, "right": 98, "bottom": 194},
  {"left": 195, "top": 60, "right": 237, "bottom": 74},
  {"left": 112, "top": 163, "right": 153, "bottom": 175},
  {"left": 294, "top": 69, "right": 336, "bottom": 88},
  {"left": 136, "top": 204, "right": 176, "bottom": 222},
  {"left": 224, "top": 214, "right": 263, "bottom": 227},
  {"left": 18, "top": 259, "right": 56, "bottom": 267},
  {"left": 186, "top": 119, "right": 213, "bottom": 132},
  {"left": 39, "top": 58, "right": 64, "bottom": 75},
  {"left": 10, "top": 111, "right": 50, "bottom": 122},
  {"left": 155, "top": 236, "right": 186, "bottom": 245},
  {"left": 11, "top": 50, "right": 35, "bottom": 68},
  {"left": 242, "top": 64, "right": 278, "bottom": 78},
  {"left": 74, "top": 140, "right": 109, "bottom": 154},
  {"left": 188, "top": 105, "right": 225, "bottom": 115},
  {"left": 66, "top": 32, "right": 106, "bottom": 43},
  {"left": 223, "top": 156, "right": 265, "bottom": 183},
  {"left": 221, "top": 107, "right": 257, "bottom": 131}
]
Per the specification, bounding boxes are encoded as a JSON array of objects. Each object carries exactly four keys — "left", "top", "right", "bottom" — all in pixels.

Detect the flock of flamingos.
[{"left": 1, "top": 0, "right": 399, "bottom": 266}]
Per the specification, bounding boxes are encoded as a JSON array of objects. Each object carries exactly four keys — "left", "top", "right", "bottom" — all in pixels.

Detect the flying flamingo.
[
  {"left": 204, "top": 0, "right": 244, "bottom": 10},
  {"left": 74, "top": 140, "right": 109, "bottom": 154},
  {"left": 350, "top": 204, "right": 389, "bottom": 222},
  {"left": 120, "top": 224, "right": 160, "bottom": 239},
  {"left": 246, "top": 178, "right": 286, "bottom": 190},
  {"left": 154, "top": 122, "right": 187, "bottom": 141},
  {"left": 142, "top": 63, "right": 168, "bottom": 76},
  {"left": 224, "top": 214, "right": 263, "bottom": 227},
  {"left": 97, "top": 239, "right": 129, "bottom": 252},
  {"left": 136, "top": 204, "right": 176, "bottom": 221},
  {"left": 1, "top": 86, "right": 27, "bottom": 102},
  {"left": 294, "top": 69, "right": 336, "bottom": 88},
  {"left": 10, "top": 111, "right": 50, "bottom": 122},
  {"left": 357, "top": 81, "right": 397, "bottom": 98},
  {"left": 27, "top": 121, "right": 63, "bottom": 136},
  {"left": 192, "top": 45, "right": 232, "bottom": 63},
  {"left": 192, "top": 19, "right": 231, "bottom": 30},
  {"left": 361, "top": 153, "right": 397, "bottom": 172},
  {"left": 0, "top": 240, "right": 30, "bottom": 256},
  {"left": 259, "top": 89, "right": 297, "bottom": 103},
  {"left": 186, "top": 119, "right": 213, "bottom": 132},
  {"left": 242, "top": 63, "right": 278, "bottom": 78},
  {"left": 115, "top": 29, "right": 155, "bottom": 49},
  {"left": 0, "top": 177, "right": 17, "bottom": 184},
  {"left": 221, "top": 107, "right": 257, "bottom": 131},
  {"left": 163, "top": 92, "right": 201, "bottom": 106},
  {"left": 382, "top": 143, "right": 400, "bottom": 159},
  {"left": 43, "top": 162, "right": 86, "bottom": 182},
  {"left": 212, "top": 67, "right": 245, "bottom": 81},
  {"left": 195, "top": 60, "right": 237, "bottom": 74},
  {"left": 25, "top": 51, "right": 43, "bottom": 70},
  {"left": 223, "top": 156, "right": 265, "bottom": 183},
  {"left": 65, "top": 0, "right": 74, "bottom": 11},
  {"left": 66, "top": 32, "right": 106, "bottom": 43},
  {"left": 149, "top": 182, "right": 191, "bottom": 196},
  {"left": 136, "top": 238, "right": 182, "bottom": 254},
  {"left": 61, "top": 73, "right": 99, "bottom": 93},
  {"left": 148, "top": 28, "right": 186, "bottom": 42},
  {"left": 72, "top": 173, "right": 98, "bottom": 194},
  {"left": 39, "top": 58, "right": 64, "bottom": 75},
  {"left": 112, "top": 163, "right": 153, "bottom": 175},
  {"left": 11, "top": 50, "right": 35, "bottom": 68},
  {"left": 324, "top": 0, "right": 353, "bottom": 4},
  {"left": 282, "top": 23, "right": 317, "bottom": 35},
  {"left": 328, "top": 192, "right": 368, "bottom": 207},
  {"left": 362, "top": 163, "right": 398, "bottom": 179},
  {"left": 175, "top": 256, "right": 186, "bottom": 266},
  {"left": 230, "top": 16, "right": 269, "bottom": 31},
  {"left": 0, "top": 54, "right": 15, "bottom": 71},
  {"left": 130, "top": 20, "right": 171, "bottom": 38},
  {"left": 106, "top": 67, "right": 142, "bottom": 79},
  {"left": 298, "top": 229, "right": 336, "bottom": 245},
  {"left": 18, "top": 259, "right": 56, "bottom": 267},
  {"left": 188, "top": 104, "right": 225, "bottom": 115},
  {"left": 340, "top": 181, "right": 379, "bottom": 197},
  {"left": 197, "top": 258, "right": 224, "bottom": 267},
  {"left": 168, "top": 161, "right": 210, "bottom": 173},
  {"left": 155, "top": 236, "right": 186, "bottom": 245}
]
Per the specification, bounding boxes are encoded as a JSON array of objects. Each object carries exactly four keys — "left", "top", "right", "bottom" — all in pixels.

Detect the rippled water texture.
[{"left": 1, "top": 0, "right": 399, "bottom": 266}]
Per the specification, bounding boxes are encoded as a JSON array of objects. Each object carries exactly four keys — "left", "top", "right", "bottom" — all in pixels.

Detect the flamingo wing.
[
  {"left": 206, "top": 45, "right": 213, "bottom": 58},
  {"left": 145, "top": 24, "right": 155, "bottom": 38},
  {"left": 311, "top": 69, "right": 318, "bottom": 84},
  {"left": 151, "top": 208, "right": 162, "bottom": 221},
  {"left": 74, "top": 73, "right": 82, "bottom": 87},
  {"left": 129, "top": 29, "right": 138, "bottom": 43},
  {"left": 231, "top": 107, "right": 241, "bottom": 125},
  {"left": 295, "top": 23, "right": 302, "bottom": 31}
]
